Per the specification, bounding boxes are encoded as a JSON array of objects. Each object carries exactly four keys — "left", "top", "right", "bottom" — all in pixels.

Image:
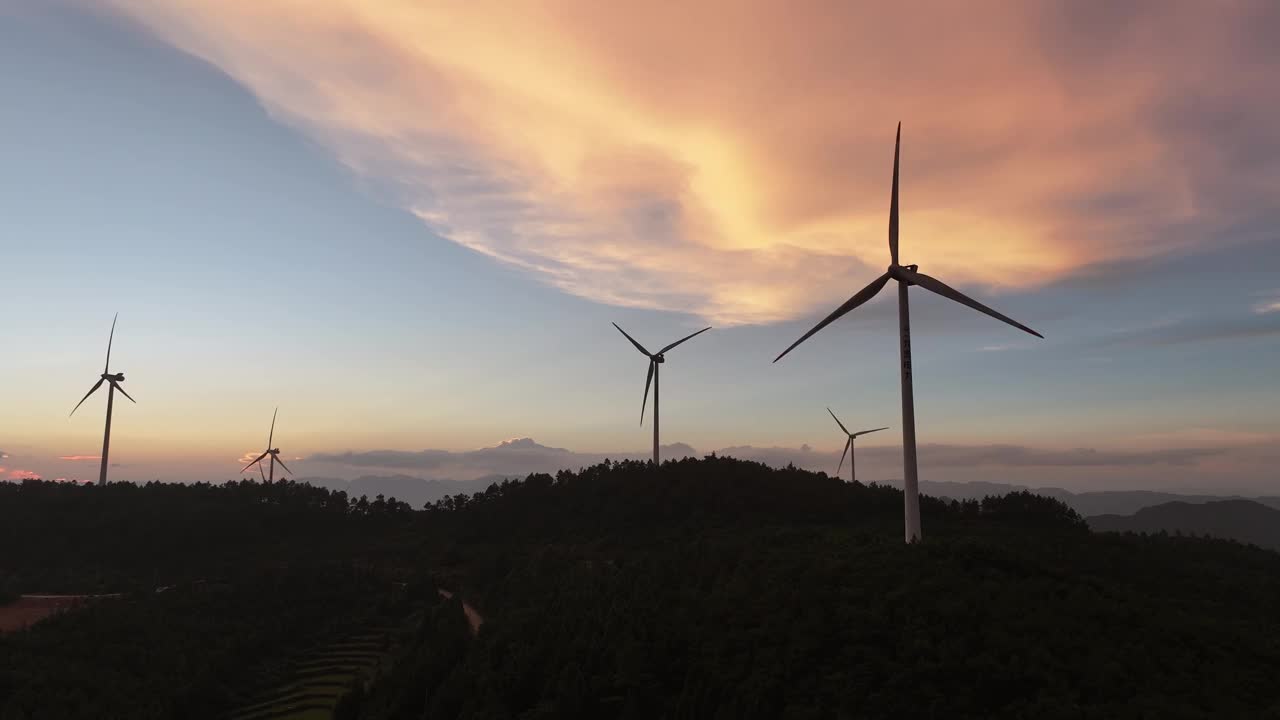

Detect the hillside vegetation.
[{"left": 3, "top": 459, "right": 1280, "bottom": 718}]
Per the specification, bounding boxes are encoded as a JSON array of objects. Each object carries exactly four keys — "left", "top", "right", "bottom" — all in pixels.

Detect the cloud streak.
[
  {"left": 1254, "top": 291, "right": 1280, "bottom": 314},
  {"left": 1092, "top": 312, "right": 1280, "bottom": 348},
  {"left": 103, "top": 1, "right": 1280, "bottom": 324}
]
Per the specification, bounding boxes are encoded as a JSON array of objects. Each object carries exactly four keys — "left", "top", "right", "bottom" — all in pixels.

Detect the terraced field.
[{"left": 229, "top": 632, "right": 391, "bottom": 720}]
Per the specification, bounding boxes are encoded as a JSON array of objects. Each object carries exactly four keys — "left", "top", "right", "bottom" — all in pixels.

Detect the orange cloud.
[
  {"left": 238, "top": 450, "right": 264, "bottom": 465},
  {"left": 59, "top": 455, "right": 102, "bottom": 461},
  {"left": 1255, "top": 292, "right": 1280, "bottom": 314},
  {"left": 107, "top": 1, "right": 1280, "bottom": 324}
]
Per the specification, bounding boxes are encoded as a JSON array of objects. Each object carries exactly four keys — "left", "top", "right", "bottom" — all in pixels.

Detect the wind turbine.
[
  {"left": 775, "top": 124, "right": 1043, "bottom": 543},
  {"left": 827, "top": 408, "right": 887, "bottom": 484},
  {"left": 242, "top": 408, "right": 292, "bottom": 484},
  {"left": 612, "top": 323, "right": 711, "bottom": 465},
  {"left": 70, "top": 313, "right": 136, "bottom": 486}
]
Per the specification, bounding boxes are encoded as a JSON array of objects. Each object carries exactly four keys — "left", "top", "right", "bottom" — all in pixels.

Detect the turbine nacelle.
[
  {"left": 775, "top": 124, "right": 1045, "bottom": 543},
  {"left": 888, "top": 263, "right": 919, "bottom": 282},
  {"left": 611, "top": 322, "right": 712, "bottom": 442},
  {"left": 71, "top": 313, "right": 133, "bottom": 487},
  {"left": 71, "top": 316, "right": 136, "bottom": 419},
  {"left": 242, "top": 409, "right": 292, "bottom": 478}
]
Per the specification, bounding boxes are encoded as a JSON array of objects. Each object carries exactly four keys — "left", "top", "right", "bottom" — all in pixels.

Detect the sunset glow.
[
  {"left": 3, "top": 1, "right": 1278, "bottom": 490},
  {"left": 107, "top": 1, "right": 1266, "bottom": 323}
]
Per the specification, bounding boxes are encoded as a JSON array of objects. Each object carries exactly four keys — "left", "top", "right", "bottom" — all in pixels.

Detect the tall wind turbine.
[
  {"left": 70, "top": 313, "right": 136, "bottom": 486},
  {"left": 612, "top": 323, "right": 711, "bottom": 465},
  {"left": 775, "top": 124, "right": 1043, "bottom": 543},
  {"left": 827, "top": 408, "right": 887, "bottom": 484},
  {"left": 242, "top": 408, "right": 292, "bottom": 484}
]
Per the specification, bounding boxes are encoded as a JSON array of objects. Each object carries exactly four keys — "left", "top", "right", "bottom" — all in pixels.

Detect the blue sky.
[{"left": 2, "top": 2, "right": 1277, "bottom": 491}]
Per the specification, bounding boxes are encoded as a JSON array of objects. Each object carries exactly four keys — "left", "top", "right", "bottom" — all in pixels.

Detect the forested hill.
[
  {"left": 4, "top": 459, "right": 1280, "bottom": 718},
  {"left": 402, "top": 457, "right": 1280, "bottom": 719},
  {"left": 0, "top": 478, "right": 417, "bottom": 596}
]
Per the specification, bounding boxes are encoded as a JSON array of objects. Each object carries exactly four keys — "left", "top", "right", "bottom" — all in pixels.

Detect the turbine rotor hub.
[
  {"left": 888, "top": 264, "right": 919, "bottom": 282},
  {"left": 653, "top": 354, "right": 665, "bottom": 363}
]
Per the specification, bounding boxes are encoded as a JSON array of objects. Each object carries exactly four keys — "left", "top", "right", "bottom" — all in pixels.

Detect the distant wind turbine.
[
  {"left": 70, "top": 313, "right": 136, "bottom": 486},
  {"left": 242, "top": 408, "right": 291, "bottom": 484},
  {"left": 612, "top": 323, "right": 711, "bottom": 466},
  {"left": 827, "top": 408, "right": 887, "bottom": 484},
  {"left": 775, "top": 124, "right": 1043, "bottom": 543}
]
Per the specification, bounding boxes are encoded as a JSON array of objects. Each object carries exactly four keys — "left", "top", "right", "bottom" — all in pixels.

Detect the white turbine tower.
[
  {"left": 612, "top": 323, "right": 711, "bottom": 465},
  {"left": 70, "top": 313, "right": 136, "bottom": 486},
  {"left": 827, "top": 408, "right": 887, "bottom": 484},
  {"left": 775, "top": 124, "right": 1043, "bottom": 543},
  {"left": 242, "top": 408, "right": 292, "bottom": 484}
]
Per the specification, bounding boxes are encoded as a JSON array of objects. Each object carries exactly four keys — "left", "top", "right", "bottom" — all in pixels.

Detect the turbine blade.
[
  {"left": 104, "top": 312, "right": 118, "bottom": 374},
  {"left": 110, "top": 381, "right": 136, "bottom": 404},
  {"left": 836, "top": 436, "right": 851, "bottom": 477},
  {"left": 889, "top": 123, "right": 900, "bottom": 265},
  {"left": 256, "top": 461, "right": 266, "bottom": 482},
  {"left": 70, "top": 379, "right": 105, "bottom": 416},
  {"left": 774, "top": 272, "right": 891, "bottom": 363},
  {"left": 241, "top": 451, "right": 269, "bottom": 472},
  {"left": 854, "top": 426, "right": 889, "bottom": 437},
  {"left": 612, "top": 322, "right": 652, "bottom": 356},
  {"left": 826, "top": 407, "right": 851, "bottom": 436},
  {"left": 900, "top": 268, "right": 1043, "bottom": 339},
  {"left": 659, "top": 326, "right": 712, "bottom": 354},
  {"left": 268, "top": 407, "right": 277, "bottom": 449},
  {"left": 273, "top": 455, "right": 292, "bottom": 475},
  {"left": 640, "top": 360, "right": 655, "bottom": 425}
]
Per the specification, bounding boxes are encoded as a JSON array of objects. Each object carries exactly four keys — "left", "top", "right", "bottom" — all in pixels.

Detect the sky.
[{"left": 2, "top": 1, "right": 1278, "bottom": 493}]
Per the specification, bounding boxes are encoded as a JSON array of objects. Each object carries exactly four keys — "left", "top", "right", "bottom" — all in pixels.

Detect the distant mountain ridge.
[
  {"left": 1088, "top": 500, "right": 1280, "bottom": 550},
  {"left": 916, "top": 480, "right": 1280, "bottom": 517}
]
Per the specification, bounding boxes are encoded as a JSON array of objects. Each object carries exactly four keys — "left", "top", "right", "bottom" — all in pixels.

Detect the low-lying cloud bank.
[
  {"left": 309, "top": 438, "right": 1227, "bottom": 476},
  {"left": 300, "top": 436, "right": 1278, "bottom": 496},
  {"left": 8, "top": 437, "right": 1273, "bottom": 495},
  {"left": 290, "top": 436, "right": 1279, "bottom": 511},
  {"left": 306, "top": 438, "right": 698, "bottom": 480}
]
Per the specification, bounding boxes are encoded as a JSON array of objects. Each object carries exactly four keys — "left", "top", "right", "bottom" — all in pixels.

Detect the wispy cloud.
[
  {"left": 104, "top": 1, "right": 1280, "bottom": 324},
  {"left": 1092, "top": 311, "right": 1280, "bottom": 348},
  {"left": 1254, "top": 291, "right": 1280, "bottom": 314},
  {"left": 58, "top": 455, "right": 102, "bottom": 461},
  {"left": 236, "top": 450, "right": 265, "bottom": 466}
]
